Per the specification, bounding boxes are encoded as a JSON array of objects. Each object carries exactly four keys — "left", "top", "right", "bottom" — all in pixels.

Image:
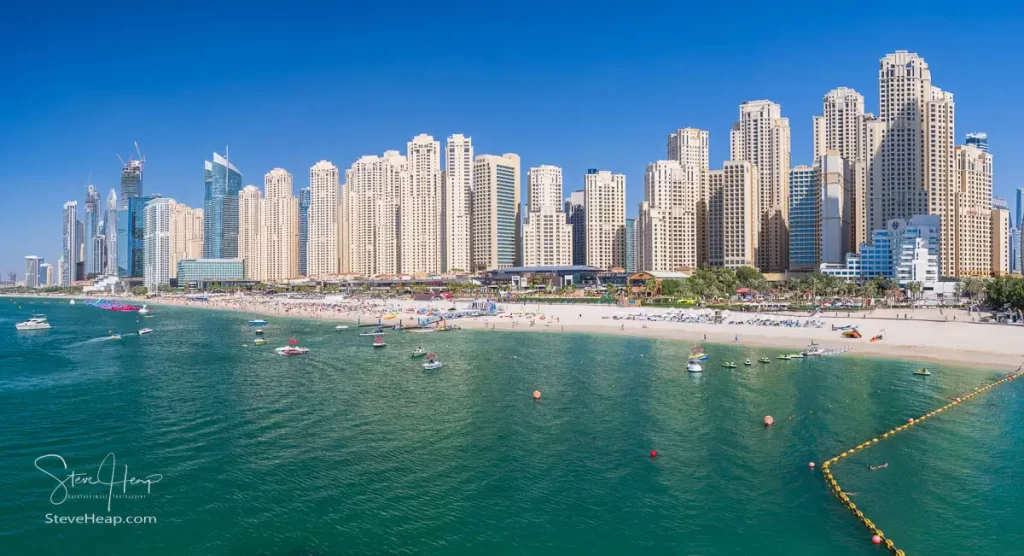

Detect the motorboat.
[
  {"left": 803, "top": 342, "right": 825, "bottom": 356},
  {"left": 759, "top": 357, "right": 771, "bottom": 364},
  {"left": 138, "top": 328, "right": 153, "bottom": 335},
  {"left": 137, "top": 305, "right": 150, "bottom": 315},
  {"left": 722, "top": 362, "right": 737, "bottom": 368},
  {"left": 788, "top": 353, "right": 804, "bottom": 359},
  {"left": 777, "top": 354, "right": 791, "bottom": 361},
  {"left": 275, "top": 346, "right": 309, "bottom": 356},
  {"left": 254, "top": 338, "right": 267, "bottom": 345},
  {"left": 255, "top": 329, "right": 264, "bottom": 335},
  {"left": 743, "top": 360, "right": 753, "bottom": 366},
  {"left": 411, "top": 347, "right": 427, "bottom": 358},
  {"left": 913, "top": 369, "right": 932, "bottom": 376},
  {"left": 248, "top": 319, "right": 268, "bottom": 326},
  {"left": 110, "top": 333, "right": 123, "bottom": 340},
  {"left": 335, "top": 325, "right": 349, "bottom": 330},
  {"left": 15, "top": 314, "right": 51, "bottom": 330},
  {"left": 360, "top": 327, "right": 387, "bottom": 336},
  {"left": 373, "top": 337, "right": 387, "bottom": 348},
  {"left": 688, "top": 346, "right": 709, "bottom": 361},
  {"left": 686, "top": 359, "right": 703, "bottom": 373},
  {"left": 423, "top": 355, "right": 443, "bottom": 370}
]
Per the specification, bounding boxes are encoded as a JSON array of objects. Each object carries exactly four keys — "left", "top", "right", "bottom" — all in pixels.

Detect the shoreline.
[{"left": 7, "top": 293, "right": 1023, "bottom": 371}]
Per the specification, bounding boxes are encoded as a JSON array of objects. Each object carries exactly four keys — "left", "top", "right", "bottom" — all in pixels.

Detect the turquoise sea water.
[{"left": 0, "top": 298, "right": 1021, "bottom": 555}]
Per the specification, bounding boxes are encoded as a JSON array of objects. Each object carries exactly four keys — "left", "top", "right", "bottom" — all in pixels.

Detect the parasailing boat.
[
  {"left": 275, "top": 338, "right": 308, "bottom": 355},
  {"left": 372, "top": 336, "right": 387, "bottom": 348},
  {"left": 422, "top": 354, "right": 443, "bottom": 370}
]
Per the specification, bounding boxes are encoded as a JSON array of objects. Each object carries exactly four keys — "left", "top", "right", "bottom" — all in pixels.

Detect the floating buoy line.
[{"left": 820, "top": 370, "right": 1023, "bottom": 555}]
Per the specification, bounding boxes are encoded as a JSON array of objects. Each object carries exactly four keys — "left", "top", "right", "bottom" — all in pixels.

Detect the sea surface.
[{"left": 0, "top": 298, "right": 1021, "bottom": 555}]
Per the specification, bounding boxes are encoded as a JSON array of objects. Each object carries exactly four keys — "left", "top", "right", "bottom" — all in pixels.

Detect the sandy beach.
[{"left": 18, "top": 293, "right": 1021, "bottom": 371}]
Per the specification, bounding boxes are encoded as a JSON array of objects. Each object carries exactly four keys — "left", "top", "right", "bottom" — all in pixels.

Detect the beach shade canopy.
[{"left": 288, "top": 339, "right": 299, "bottom": 345}]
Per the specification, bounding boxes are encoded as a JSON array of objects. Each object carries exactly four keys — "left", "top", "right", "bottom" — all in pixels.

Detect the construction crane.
[
  {"left": 134, "top": 141, "right": 145, "bottom": 165},
  {"left": 117, "top": 154, "right": 127, "bottom": 166}
]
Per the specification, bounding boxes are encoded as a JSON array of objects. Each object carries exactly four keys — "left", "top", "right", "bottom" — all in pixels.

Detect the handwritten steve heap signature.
[{"left": 34, "top": 453, "right": 163, "bottom": 512}]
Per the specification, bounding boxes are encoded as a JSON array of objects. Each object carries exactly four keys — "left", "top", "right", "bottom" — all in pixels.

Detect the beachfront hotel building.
[
  {"left": 443, "top": 134, "right": 473, "bottom": 273},
  {"left": 61, "top": 201, "right": 79, "bottom": 285},
  {"left": 308, "top": 160, "right": 339, "bottom": 277},
  {"left": 169, "top": 202, "right": 203, "bottom": 279},
  {"left": 719, "top": 161, "right": 759, "bottom": 269},
  {"left": 522, "top": 165, "right": 572, "bottom": 266},
  {"left": 788, "top": 165, "right": 818, "bottom": 271},
  {"left": 821, "top": 215, "right": 940, "bottom": 285},
  {"left": 175, "top": 258, "right": 245, "bottom": 287},
  {"left": 666, "top": 128, "right": 709, "bottom": 265},
  {"left": 238, "top": 185, "right": 264, "bottom": 281},
  {"left": 565, "top": 190, "right": 586, "bottom": 266},
  {"left": 583, "top": 169, "right": 626, "bottom": 270},
  {"left": 298, "top": 187, "right": 310, "bottom": 276},
  {"left": 401, "top": 134, "right": 442, "bottom": 275},
  {"left": 263, "top": 168, "right": 299, "bottom": 281},
  {"left": 730, "top": 100, "right": 790, "bottom": 272},
  {"left": 143, "top": 198, "right": 173, "bottom": 289},
  {"left": 344, "top": 151, "right": 404, "bottom": 276},
  {"left": 951, "top": 144, "right": 994, "bottom": 277},
  {"left": 471, "top": 153, "right": 521, "bottom": 271},
  {"left": 638, "top": 160, "right": 697, "bottom": 272}
]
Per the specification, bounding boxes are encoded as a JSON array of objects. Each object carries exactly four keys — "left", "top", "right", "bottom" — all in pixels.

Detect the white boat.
[
  {"left": 69, "top": 299, "right": 76, "bottom": 305},
  {"left": 275, "top": 346, "right": 309, "bottom": 356},
  {"left": 423, "top": 355, "right": 443, "bottom": 370},
  {"left": 138, "top": 328, "right": 153, "bottom": 335},
  {"left": 137, "top": 305, "right": 150, "bottom": 315},
  {"left": 15, "top": 315, "right": 51, "bottom": 331},
  {"left": 335, "top": 325, "right": 349, "bottom": 330},
  {"left": 254, "top": 329, "right": 264, "bottom": 335},
  {"left": 803, "top": 342, "right": 825, "bottom": 356},
  {"left": 373, "top": 337, "right": 387, "bottom": 348},
  {"left": 411, "top": 347, "right": 427, "bottom": 358},
  {"left": 686, "top": 359, "right": 703, "bottom": 373}
]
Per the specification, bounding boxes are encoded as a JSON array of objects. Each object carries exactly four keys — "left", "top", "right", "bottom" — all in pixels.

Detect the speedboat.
[
  {"left": 686, "top": 359, "right": 703, "bottom": 373},
  {"left": 15, "top": 314, "right": 51, "bottom": 330},
  {"left": 137, "top": 305, "right": 150, "bottom": 315},
  {"left": 688, "top": 346, "right": 709, "bottom": 361},
  {"left": 373, "top": 337, "right": 387, "bottom": 348},
  {"left": 803, "top": 342, "right": 825, "bottom": 356},
  {"left": 335, "top": 325, "right": 349, "bottom": 330},
  {"left": 249, "top": 319, "right": 268, "bottom": 326},
  {"left": 360, "top": 328, "right": 387, "bottom": 336},
  {"left": 255, "top": 329, "right": 264, "bottom": 335},
  {"left": 722, "top": 362, "right": 737, "bottom": 368},
  {"left": 788, "top": 353, "right": 804, "bottom": 359},
  {"left": 138, "top": 328, "right": 153, "bottom": 335},
  {"left": 254, "top": 338, "right": 267, "bottom": 345},
  {"left": 759, "top": 357, "right": 771, "bottom": 364},
  {"left": 110, "top": 333, "right": 122, "bottom": 340},
  {"left": 423, "top": 355, "right": 443, "bottom": 370},
  {"left": 411, "top": 347, "right": 427, "bottom": 358},
  {"left": 743, "top": 360, "right": 752, "bottom": 366},
  {"left": 275, "top": 346, "right": 309, "bottom": 356},
  {"left": 913, "top": 369, "right": 932, "bottom": 376}
]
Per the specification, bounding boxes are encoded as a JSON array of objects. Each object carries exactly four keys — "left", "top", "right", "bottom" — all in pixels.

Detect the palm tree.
[{"left": 907, "top": 281, "right": 922, "bottom": 301}]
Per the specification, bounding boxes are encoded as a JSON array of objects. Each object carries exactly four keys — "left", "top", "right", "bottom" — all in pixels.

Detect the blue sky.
[{"left": 2, "top": 1, "right": 1023, "bottom": 275}]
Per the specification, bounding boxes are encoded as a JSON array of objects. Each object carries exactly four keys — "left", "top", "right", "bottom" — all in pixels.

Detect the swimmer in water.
[{"left": 868, "top": 463, "right": 889, "bottom": 471}]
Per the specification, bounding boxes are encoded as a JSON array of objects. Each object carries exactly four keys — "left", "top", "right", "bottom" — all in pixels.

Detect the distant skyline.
[{"left": 2, "top": 2, "right": 1024, "bottom": 273}]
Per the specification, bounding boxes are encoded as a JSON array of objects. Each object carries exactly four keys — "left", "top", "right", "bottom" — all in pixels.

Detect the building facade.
[
  {"left": 819, "top": 152, "right": 847, "bottom": 264},
  {"left": 143, "top": 198, "right": 173, "bottom": 289},
  {"left": 24, "top": 256, "right": 40, "bottom": 288},
  {"left": 176, "top": 259, "right": 245, "bottom": 286},
  {"left": 105, "top": 189, "right": 118, "bottom": 277},
  {"left": 565, "top": 190, "right": 586, "bottom": 266},
  {"left": 638, "top": 160, "right": 697, "bottom": 272},
  {"left": 583, "top": 169, "right": 626, "bottom": 270},
  {"left": 953, "top": 144, "right": 993, "bottom": 277},
  {"left": 821, "top": 215, "right": 940, "bottom": 285},
  {"left": 402, "top": 134, "right": 442, "bottom": 274},
  {"left": 203, "top": 153, "right": 242, "bottom": 259},
  {"left": 666, "top": 128, "right": 710, "bottom": 265},
  {"left": 471, "top": 153, "right": 521, "bottom": 271},
  {"left": 169, "top": 202, "right": 203, "bottom": 279},
  {"left": 788, "top": 165, "right": 818, "bottom": 271},
  {"left": 720, "top": 161, "right": 759, "bottom": 268},
  {"left": 344, "top": 152, "right": 404, "bottom": 276},
  {"left": 522, "top": 165, "right": 572, "bottom": 266},
  {"left": 238, "top": 185, "right": 264, "bottom": 281},
  {"left": 62, "top": 201, "right": 79, "bottom": 285},
  {"left": 992, "top": 206, "right": 1010, "bottom": 276},
  {"left": 308, "top": 160, "right": 340, "bottom": 277},
  {"left": 624, "top": 218, "right": 636, "bottom": 272},
  {"left": 39, "top": 263, "right": 53, "bottom": 287},
  {"left": 730, "top": 100, "right": 790, "bottom": 271},
  {"left": 84, "top": 185, "right": 101, "bottom": 276},
  {"left": 965, "top": 132, "right": 988, "bottom": 153},
  {"left": 119, "top": 157, "right": 143, "bottom": 209},
  {"left": 298, "top": 187, "right": 310, "bottom": 276},
  {"left": 263, "top": 168, "right": 299, "bottom": 281},
  {"left": 443, "top": 134, "right": 473, "bottom": 272}
]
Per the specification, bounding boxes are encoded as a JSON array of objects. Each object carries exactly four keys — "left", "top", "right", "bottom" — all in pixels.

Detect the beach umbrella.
[{"left": 288, "top": 339, "right": 298, "bottom": 345}]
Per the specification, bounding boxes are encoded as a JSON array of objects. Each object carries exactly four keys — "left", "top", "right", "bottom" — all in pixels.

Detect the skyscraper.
[
  {"left": 819, "top": 153, "right": 848, "bottom": 265},
  {"left": 344, "top": 153, "right": 404, "bottom": 276},
  {"left": 583, "top": 169, "right": 626, "bottom": 269},
  {"left": 954, "top": 145, "right": 993, "bottom": 277},
  {"left": 812, "top": 87, "right": 866, "bottom": 161},
  {"left": 203, "top": 153, "right": 242, "bottom": 259},
  {"left": 443, "top": 134, "right": 473, "bottom": 273},
  {"left": 24, "top": 256, "right": 40, "bottom": 288},
  {"left": 788, "top": 165, "right": 818, "bottom": 271},
  {"left": 471, "top": 154, "right": 521, "bottom": 271},
  {"left": 965, "top": 132, "right": 988, "bottom": 153},
  {"left": 263, "top": 168, "right": 299, "bottom": 281},
  {"left": 238, "top": 185, "right": 264, "bottom": 281},
  {"left": 522, "top": 165, "right": 573, "bottom": 266},
  {"left": 730, "top": 100, "right": 791, "bottom": 271},
  {"left": 308, "top": 160, "right": 340, "bottom": 277},
  {"left": 1016, "top": 188, "right": 1024, "bottom": 229},
  {"left": 624, "top": 218, "right": 636, "bottom": 273},
  {"left": 298, "top": 187, "right": 310, "bottom": 276},
  {"left": 402, "top": 134, "right": 442, "bottom": 274},
  {"left": 119, "top": 157, "right": 143, "bottom": 209},
  {"left": 118, "top": 195, "right": 158, "bottom": 279},
  {"left": 143, "top": 198, "right": 173, "bottom": 289},
  {"left": 39, "top": 263, "right": 53, "bottom": 287},
  {"left": 61, "top": 201, "right": 79, "bottom": 285},
  {"left": 105, "top": 189, "right": 118, "bottom": 276},
  {"left": 638, "top": 160, "right": 698, "bottom": 272},
  {"left": 992, "top": 204, "right": 1010, "bottom": 276},
  {"left": 84, "top": 185, "right": 101, "bottom": 276},
  {"left": 720, "top": 161, "right": 759, "bottom": 268},
  {"left": 666, "top": 128, "right": 710, "bottom": 265},
  {"left": 169, "top": 202, "right": 203, "bottom": 280},
  {"left": 565, "top": 190, "right": 586, "bottom": 266}
]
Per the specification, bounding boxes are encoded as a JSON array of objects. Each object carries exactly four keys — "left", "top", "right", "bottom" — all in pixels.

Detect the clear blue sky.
[{"left": 2, "top": 1, "right": 1022, "bottom": 276}]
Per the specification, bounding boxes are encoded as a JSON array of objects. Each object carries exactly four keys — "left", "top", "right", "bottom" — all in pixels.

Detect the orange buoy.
[
  {"left": 763, "top": 415, "right": 774, "bottom": 427},
  {"left": 532, "top": 390, "right": 541, "bottom": 400}
]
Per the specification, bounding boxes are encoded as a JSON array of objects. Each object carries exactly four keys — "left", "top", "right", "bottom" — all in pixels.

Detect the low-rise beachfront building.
[
  {"left": 485, "top": 265, "right": 602, "bottom": 289},
  {"left": 820, "top": 215, "right": 940, "bottom": 285},
  {"left": 175, "top": 258, "right": 248, "bottom": 288}
]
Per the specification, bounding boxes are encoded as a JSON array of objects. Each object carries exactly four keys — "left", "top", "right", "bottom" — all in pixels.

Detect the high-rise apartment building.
[
  {"left": 624, "top": 218, "right": 636, "bottom": 272},
  {"left": 565, "top": 190, "right": 586, "bottom": 266},
  {"left": 238, "top": 185, "right": 264, "bottom": 281},
  {"left": 402, "top": 134, "right": 442, "bottom": 274},
  {"left": 953, "top": 145, "right": 993, "bottom": 277},
  {"left": 263, "top": 168, "right": 299, "bottom": 281},
  {"left": 40, "top": 263, "right": 53, "bottom": 287},
  {"left": 105, "top": 190, "right": 118, "bottom": 276},
  {"left": 471, "top": 154, "right": 521, "bottom": 271},
  {"left": 666, "top": 128, "right": 710, "bottom": 265},
  {"left": 583, "top": 169, "right": 626, "bottom": 269},
  {"left": 813, "top": 87, "right": 866, "bottom": 161},
  {"left": 965, "top": 132, "right": 988, "bottom": 153},
  {"left": 730, "top": 100, "right": 791, "bottom": 271},
  {"left": 443, "top": 134, "right": 473, "bottom": 273},
  {"left": 203, "top": 153, "right": 243, "bottom": 259},
  {"left": 61, "top": 201, "right": 79, "bottom": 285},
  {"left": 308, "top": 160, "right": 340, "bottom": 277},
  {"left": 719, "top": 161, "right": 759, "bottom": 268},
  {"left": 788, "top": 165, "right": 818, "bottom": 271},
  {"left": 24, "top": 256, "right": 40, "bottom": 288},
  {"left": 169, "top": 202, "right": 203, "bottom": 279},
  {"left": 298, "top": 187, "right": 310, "bottom": 276},
  {"left": 667, "top": 128, "right": 710, "bottom": 169},
  {"left": 143, "top": 198, "right": 173, "bottom": 289},
  {"left": 84, "top": 185, "right": 101, "bottom": 276},
  {"left": 116, "top": 195, "right": 157, "bottom": 279},
  {"left": 522, "top": 165, "right": 572, "bottom": 266},
  {"left": 929, "top": 87, "right": 958, "bottom": 276},
  {"left": 344, "top": 152, "right": 404, "bottom": 276},
  {"left": 819, "top": 152, "right": 847, "bottom": 264},
  {"left": 638, "top": 160, "right": 697, "bottom": 272},
  {"left": 992, "top": 205, "right": 1010, "bottom": 276},
  {"left": 119, "top": 157, "right": 143, "bottom": 209}
]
